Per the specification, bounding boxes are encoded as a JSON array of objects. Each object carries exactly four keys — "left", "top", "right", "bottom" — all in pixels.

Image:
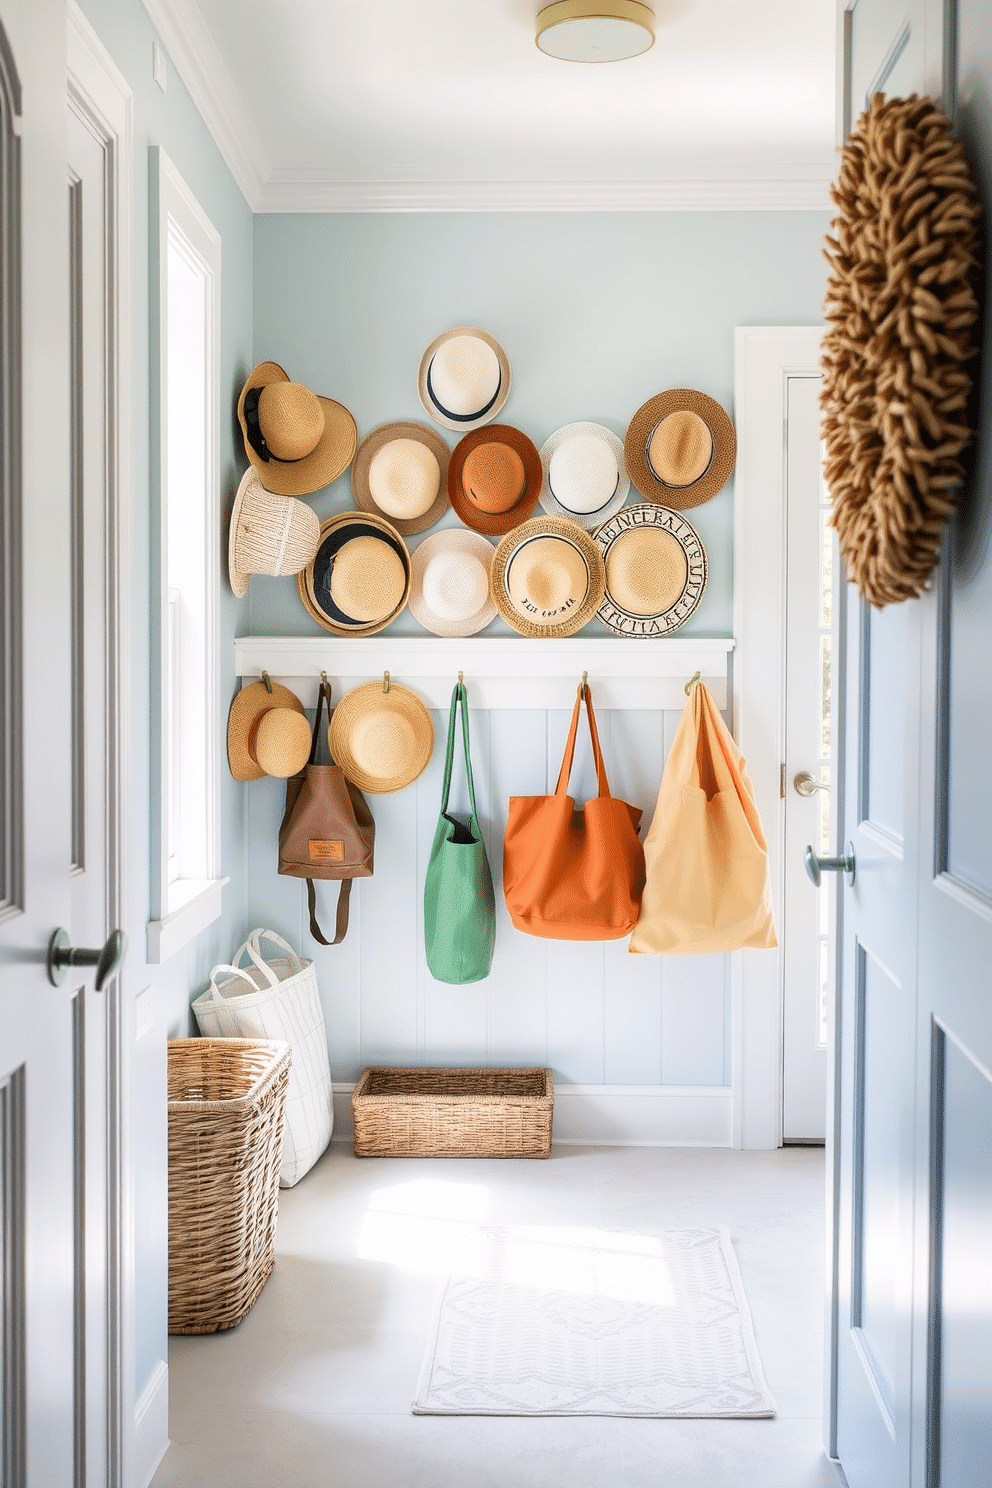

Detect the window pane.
[{"left": 820, "top": 633, "right": 832, "bottom": 756}]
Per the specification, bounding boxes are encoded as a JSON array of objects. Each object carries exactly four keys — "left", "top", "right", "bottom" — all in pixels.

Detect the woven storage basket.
[
  {"left": 167, "top": 1038, "right": 291, "bottom": 1335},
  {"left": 351, "top": 1067, "right": 554, "bottom": 1159}
]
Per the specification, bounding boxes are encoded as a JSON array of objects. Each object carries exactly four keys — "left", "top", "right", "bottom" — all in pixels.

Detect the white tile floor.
[{"left": 153, "top": 1143, "right": 843, "bottom": 1488}]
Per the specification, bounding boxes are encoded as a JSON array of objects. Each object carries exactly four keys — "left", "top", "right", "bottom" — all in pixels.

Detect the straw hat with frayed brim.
[
  {"left": 227, "top": 679, "right": 313, "bottom": 782},
  {"left": 593, "top": 503, "right": 708, "bottom": 637},
  {"left": 237, "top": 359, "right": 358, "bottom": 497},
  {"left": 228, "top": 468, "right": 321, "bottom": 597},
  {"left": 624, "top": 389, "right": 736, "bottom": 510},
  {"left": 351, "top": 422, "right": 450, "bottom": 535},
  {"left": 418, "top": 327, "right": 511, "bottom": 433},
  {"left": 328, "top": 681, "right": 435, "bottom": 795},
  {"left": 409, "top": 529, "right": 497, "bottom": 637},
  {"left": 299, "top": 511, "right": 411, "bottom": 637},
  {"left": 538, "top": 421, "right": 629, "bottom": 530},
  {"left": 448, "top": 424, "right": 543, "bottom": 536},
  {"left": 490, "top": 517, "right": 606, "bottom": 639}
]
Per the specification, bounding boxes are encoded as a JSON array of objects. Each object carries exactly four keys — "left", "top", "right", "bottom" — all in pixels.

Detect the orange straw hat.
[
  {"left": 447, "top": 425, "right": 543, "bottom": 536},
  {"left": 237, "top": 359, "right": 358, "bottom": 496},
  {"left": 226, "top": 679, "right": 312, "bottom": 782},
  {"left": 351, "top": 422, "right": 450, "bottom": 534},
  {"left": 299, "top": 511, "right": 411, "bottom": 638},
  {"left": 624, "top": 389, "right": 736, "bottom": 510},
  {"left": 490, "top": 516, "right": 606, "bottom": 638},
  {"left": 418, "top": 326, "right": 511, "bottom": 432},
  {"left": 593, "top": 503, "right": 708, "bottom": 637}
]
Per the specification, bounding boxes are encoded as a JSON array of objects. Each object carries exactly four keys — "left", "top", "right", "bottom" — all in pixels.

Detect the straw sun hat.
[
  {"left": 490, "top": 516, "right": 606, "bottom": 638},
  {"left": 351, "top": 422, "right": 450, "bottom": 535},
  {"left": 299, "top": 511, "right": 411, "bottom": 637},
  {"left": 538, "top": 422, "right": 629, "bottom": 530},
  {"left": 227, "top": 679, "right": 312, "bottom": 782},
  {"left": 418, "top": 327, "right": 511, "bottom": 432},
  {"left": 328, "top": 681, "right": 435, "bottom": 794},
  {"left": 624, "top": 389, "right": 736, "bottom": 510},
  {"left": 593, "top": 503, "right": 708, "bottom": 637},
  {"left": 228, "top": 468, "right": 321, "bottom": 597},
  {"left": 237, "top": 360, "right": 358, "bottom": 497},
  {"left": 447, "top": 425, "right": 543, "bottom": 536},
  {"left": 409, "top": 529, "right": 497, "bottom": 637}
]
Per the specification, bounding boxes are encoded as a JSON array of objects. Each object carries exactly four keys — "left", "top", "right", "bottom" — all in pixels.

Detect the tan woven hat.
[
  {"left": 228, "top": 468, "right": 321, "bottom": 597},
  {"left": 227, "top": 679, "right": 312, "bottom": 782},
  {"left": 448, "top": 424, "right": 543, "bottom": 536},
  {"left": 418, "top": 327, "right": 511, "bottom": 432},
  {"left": 593, "top": 503, "right": 708, "bottom": 637},
  {"left": 409, "top": 529, "right": 497, "bottom": 637},
  {"left": 328, "top": 680, "right": 434, "bottom": 794},
  {"left": 351, "top": 422, "right": 450, "bottom": 534},
  {"left": 237, "top": 360, "right": 358, "bottom": 497},
  {"left": 490, "top": 516, "right": 606, "bottom": 638},
  {"left": 538, "top": 422, "right": 630, "bottom": 530},
  {"left": 624, "top": 389, "right": 736, "bottom": 510},
  {"left": 299, "top": 511, "right": 411, "bottom": 637}
]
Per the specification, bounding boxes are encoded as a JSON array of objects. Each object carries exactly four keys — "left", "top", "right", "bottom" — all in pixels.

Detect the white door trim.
[
  {"left": 66, "top": 7, "right": 134, "bottom": 1483},
  {"left": 732, "top": 325, "right": 824, "bottom": 1149}
]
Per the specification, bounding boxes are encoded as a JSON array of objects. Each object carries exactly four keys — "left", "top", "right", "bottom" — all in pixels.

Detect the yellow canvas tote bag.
[{"left": 630, "top": 680, "right": 777, "bottom": 955}]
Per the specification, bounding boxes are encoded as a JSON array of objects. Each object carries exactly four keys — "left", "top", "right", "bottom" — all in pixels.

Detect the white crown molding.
[{"left": 140, "top": 0, "right": 269, "bottom": 208}]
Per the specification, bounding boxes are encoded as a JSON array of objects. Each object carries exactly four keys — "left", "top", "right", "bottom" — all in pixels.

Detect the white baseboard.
[
  {"left": 331, "top": 1082, "right": 732, "bottom": 1149},
  {"left": 135, "top": 1358, "right": 169, "bottom": 1488}
]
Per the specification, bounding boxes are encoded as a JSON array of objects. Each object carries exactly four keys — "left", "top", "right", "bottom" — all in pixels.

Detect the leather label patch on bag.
[{"left": 309, "top": 839, "right": 345, "bottom": 863}]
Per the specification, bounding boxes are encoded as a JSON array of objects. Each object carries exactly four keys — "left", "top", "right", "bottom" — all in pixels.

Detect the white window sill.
[{"left": 146, "top": 876, "right": 229, "bottom": 964}]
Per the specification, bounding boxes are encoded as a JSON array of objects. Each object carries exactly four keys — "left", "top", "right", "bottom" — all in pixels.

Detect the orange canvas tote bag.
[
  {"left": 630, "top": 680, "right": 777, "bottom": 956},
  {"left": 503, "top": 683, "right": 645, "bottom": 940}
]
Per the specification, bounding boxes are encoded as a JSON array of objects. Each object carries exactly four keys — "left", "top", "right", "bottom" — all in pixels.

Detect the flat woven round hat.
[
  {"left": 351, "top": 422, "right": 450, "bottom": 534},
  {"left": 624, "top": 389, "right": 736, "bottom": 510},
  {"left": 228, "top": 467, "right": 321, "bottom": 597},
  {"left": 299, "top": 511, "right": 411, "bottom": 637},
  {"left": 409, "top": 528, "right": 497, "bottom": 637},
  {"left": 448, "top": 424, "right": 543, "bottom": 536},
  {"left": 418, "top": 327, "right": 511, "bottom": 432},
  {"left": 538, "top": 422, "right": 629, "bottom": 529},
  {"left": 227, "top": 679, "right": 310, "bottom": 782},
  {"left": 328, "top": 681, "right": 435, "bottom": 794},
  {"left": 593, "top": 503, "right": 708, "bottom": 637},
  {"left": 237, "top": 360, "right": 358, "bottom": 497},
  {"left": 490, "top": 516, "right": 606, "bottom": 638}
]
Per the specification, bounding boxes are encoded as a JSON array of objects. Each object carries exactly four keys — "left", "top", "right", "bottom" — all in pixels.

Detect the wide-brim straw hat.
[
  {"left": 624, "top": 388, "right": 736, "bottom": 510},
  {"left": 418, "top": 327, "right": 511, "bottom": 432},
  {"left": 228, "top": 468, "right": 322, "bottom": 597},
  {"left": 237, "top": 359, "right": 358, "bottom": 497},
  {"left": 227, "top": 679, "right": 312, "bottom": 782},
  {"left": 328, "top": 681, "right": 435, "bottom": 794},
  {"left": 409, "top": 529, "right": 497, "bottom": 637},
  {"left": 448, "top": 424, "right": 543, "bottom": 536},
  {"left": 593, "top": 503, "right": 708, "bottom": 637},
  {"left": 351, "top": 422, "right": 450, "bottom": 535},
  {"left": 538, "top": 422, "right": 629, "bottom": 530},
  {"left": 490, "top": 516, "right": 606, "bottom": 639},
  {"left": 299, "top": 511, "right": 411, "bottom": 637}
]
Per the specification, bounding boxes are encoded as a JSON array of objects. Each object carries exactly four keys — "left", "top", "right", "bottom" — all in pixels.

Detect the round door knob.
[
  {"left": 47, "top": 928, "right": 126, "bottom": 990},
  {"left": 794, "top": 771, "right": 830, "bottom": 797},
  {"left": 804, "top": 844, "right": 856, "bottom": 889}
]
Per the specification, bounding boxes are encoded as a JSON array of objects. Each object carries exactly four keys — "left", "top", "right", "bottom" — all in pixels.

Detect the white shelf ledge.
[{"left": 233, "top": 636, "right": 734, "bottom": 710}]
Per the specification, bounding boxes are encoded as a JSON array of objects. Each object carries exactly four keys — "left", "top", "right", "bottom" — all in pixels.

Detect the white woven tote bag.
[{"left": 194, "top": 929, "right": 333, "bottom": 1186}]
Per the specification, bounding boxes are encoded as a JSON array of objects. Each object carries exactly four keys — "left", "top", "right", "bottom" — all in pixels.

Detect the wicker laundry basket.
[
  {"left": 167, "top": 1038, "right": 291, "bottom": 1335},
  {"left": 351, "top": 1066, "right": 554, "bottom": 1159}
]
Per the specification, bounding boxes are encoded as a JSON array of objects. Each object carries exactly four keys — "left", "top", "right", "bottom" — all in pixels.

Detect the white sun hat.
[
  {"left": 538, "top": 421, "right": 630, "bottom": 530},
  {"left": 409, "top": 529, "right": 498, "bottom": 637},
  {"left": 418, "top": 326, "right": 511, "bottom": 432}
]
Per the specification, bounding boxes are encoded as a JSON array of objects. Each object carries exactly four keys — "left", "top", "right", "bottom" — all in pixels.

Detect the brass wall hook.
[
  {"left": 383, "top": 670, "right": 390, "bottom": 694},
  {"left": 261, "top": 670, "right": 273, "bottom": 694},
  {"left": 581, "top": 670, "right": 589, "bottom": 696},
  {"left": 684, "top": 670, "right": 701, "bottom": 696}
]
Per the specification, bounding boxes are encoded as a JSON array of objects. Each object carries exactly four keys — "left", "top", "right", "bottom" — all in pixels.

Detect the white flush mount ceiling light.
[{"left": 536, "top": 1, "right": 655, "bottom": 63}]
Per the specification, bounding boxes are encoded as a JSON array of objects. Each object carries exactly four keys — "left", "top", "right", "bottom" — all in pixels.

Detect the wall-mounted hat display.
[
  {"left": 418, "top": 327, "right": 511, "bottom": 432},
  {"left": 538, "top": 422, "right": 629, "bottom": 530},
  {"left": 593, "top": 503, "right": 707, "bottom": 637},
  {"left": 237, "top": 360, "right": 358, "bottom": 497},
  {"left": 228, "top": 468, "right": 321, "bottom": 598},
  {"left": 351, "top": 422, "right": 450, "bottom": 535},
  {"left": 624, "top": 389, "right": 736, "bottom": 510},
  {"left": 409, "top": 529, "right": 497, "bottom": 638},
  {"left": 227, "top": 679, "right": 312, "bottom": 782},
  {"left": 328, "top": 680, "right": 435, "bottom": 794},
  {"left": 490, "top": 516, "right": 606, "bottom": 638},
  {"left": 448, "top": 424, "right": 543, "bottom": 536},
  {"left": 299, "top": 511, "right": 411, "bottom": 637}
]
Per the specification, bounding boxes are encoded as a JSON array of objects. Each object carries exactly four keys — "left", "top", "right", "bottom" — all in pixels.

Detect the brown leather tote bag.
[
  {"left": 503, "top": 683, "right": 645, "bottom": 941},
  {"left": 278, "top": 680, "right": 375, "bottom": 945}
]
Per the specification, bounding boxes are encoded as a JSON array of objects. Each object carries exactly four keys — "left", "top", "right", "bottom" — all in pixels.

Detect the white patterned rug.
[{"left": 412, "top": 1225, "right": 776, "bottom": 1417}]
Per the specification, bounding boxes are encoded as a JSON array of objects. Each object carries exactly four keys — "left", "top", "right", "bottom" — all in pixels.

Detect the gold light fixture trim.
[{"left": 536, "top": 1, "right": 656, "bottom": 63}]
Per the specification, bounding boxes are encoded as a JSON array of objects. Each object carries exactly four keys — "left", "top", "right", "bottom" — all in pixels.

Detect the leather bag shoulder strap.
[{"left": 306, "top": 877, "right": 353, "bottom": 946}]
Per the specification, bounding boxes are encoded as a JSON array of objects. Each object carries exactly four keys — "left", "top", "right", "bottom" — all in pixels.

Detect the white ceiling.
[{"left": 144, "top": 0, "right": 838, "bottom": 211}]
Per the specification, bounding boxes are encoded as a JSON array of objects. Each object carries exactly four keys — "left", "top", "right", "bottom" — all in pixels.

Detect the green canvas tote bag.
[{"left": 424, "top": 680, "right": 496, "bottom": 984}]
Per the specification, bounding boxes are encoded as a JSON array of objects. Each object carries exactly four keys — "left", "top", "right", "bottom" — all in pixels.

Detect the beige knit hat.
[
  {"left": 490, "top": 517, "right": 606, "bottom": 638},
  {"left": 408, "top": 529, "right": 497, "bottom": 637},
  {"left": 237, "top": 360, "right": 358, "bottom": 496},
  {"left": 299, "top": 511, "right": 411, "bottom": 637},
  {"left": 538, "top": 422, "right": 629, "bottom": 530},
  {"left": 593, "top": 503, "right": 708, "bottom": 637},
  {"left": 228, "top": 468, "right": 321, "bottom": 597},
  {"left": 418, "top": 327, "right": 511, "bottom": 432},
  {"left": 624, "top": 389, "right": 736, "bottom": 510},
  {"left": 328, "top": 680, "right": 435, "bottom": 794},
  {"left": 351, "top": 422, "right": 451, "bottom": 534},
  {"left": 227, "top": 679, "right": 312, "bottom": 782}
]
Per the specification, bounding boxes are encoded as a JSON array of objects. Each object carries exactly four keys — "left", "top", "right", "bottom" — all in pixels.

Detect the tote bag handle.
[
  {"left": 553, "top": 683, "right": 611, "bottom": 800},
  {"left": 439, "top": 680, "right": 480, "bottom": 825},
  {"left": 244, "top": 928, "right": 304, "bottom": 980}
]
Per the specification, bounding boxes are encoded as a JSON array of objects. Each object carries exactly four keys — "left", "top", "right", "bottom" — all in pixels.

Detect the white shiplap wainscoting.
[{"left": 236, "top": 637, "right": 735, "bottom": 1146}]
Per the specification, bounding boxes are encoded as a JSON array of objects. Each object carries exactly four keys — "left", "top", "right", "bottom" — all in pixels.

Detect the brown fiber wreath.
[{"left": 821, "top": 94, "right": 982, "bottom": 608}]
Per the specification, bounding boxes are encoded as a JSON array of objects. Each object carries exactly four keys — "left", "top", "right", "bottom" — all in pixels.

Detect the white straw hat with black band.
[
  {"left": 409, "top": 529, "right": 497, "bottom": 638},
  {"left": 418, "top": 327, "right": 511, "bottom": 432},
  {"left": 593, "top": 503, "right": 708, "bottom": 637},
  {"left": 538, "top": 422, "right": 629, "bottom": 529}
]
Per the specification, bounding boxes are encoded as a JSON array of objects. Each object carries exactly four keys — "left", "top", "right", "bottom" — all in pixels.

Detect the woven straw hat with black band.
[
  {"left": 351, "top": 422, "right": 450, "bottom": 535},
  {"left": 490, "top": 516, "right": 606, "bottom": 639},
  {"left": 227, "top": 679, "right": 313, "bottom": 782},
  {"left": 299, "top": 511, "right": 411, "bottom": 637},
  {"left": 237, "top": 360, "right": 358, "bottom": 497},
  {"left": 448, "top": 424, "right": 543, "bottom": 536},
  {"left": 624, "top": 389, "right": 736, "bottom": 510},
  {"left": 418, "top": 327, "right": 511, "bottom": 433},
  {"left": 593, "top": 503, "right": 708, "bottom": 637},
  {"left": 328, "top": 681, "right": 435, "bottom": 794}
]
